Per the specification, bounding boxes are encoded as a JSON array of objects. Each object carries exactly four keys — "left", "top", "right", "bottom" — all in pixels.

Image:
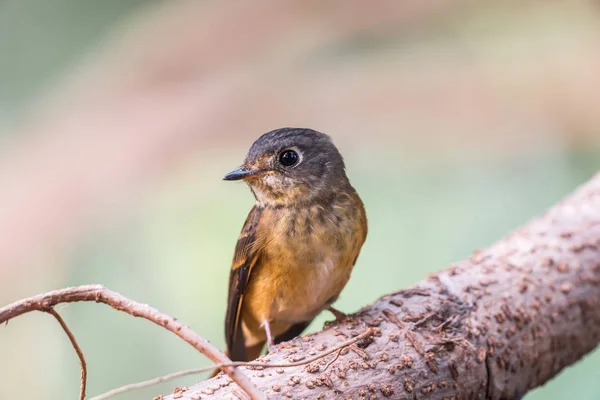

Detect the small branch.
[
  {"left": 91, "top": 329, "right": 375, "bottom": 400},
  {"left": 0, "top": 285, "right": 263, "bottom": 400},
  {"left": 46, "top": 308, "right": 87, "bottom": 400}
]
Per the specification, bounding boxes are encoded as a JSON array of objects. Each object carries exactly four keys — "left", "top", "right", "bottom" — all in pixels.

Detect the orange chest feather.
[{"left": 244, "top": 196, "right": 367, "bottom": 324}]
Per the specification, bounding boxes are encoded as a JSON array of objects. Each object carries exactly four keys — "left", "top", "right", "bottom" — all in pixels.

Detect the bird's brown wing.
[{"left": 225, "top": 205, "right": 263, "bottom": 361}]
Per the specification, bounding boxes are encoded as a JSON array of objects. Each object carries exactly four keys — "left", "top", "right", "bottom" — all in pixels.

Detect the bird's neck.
[{"left": 251, "top": 183, "right": 351, "bottom": 210}]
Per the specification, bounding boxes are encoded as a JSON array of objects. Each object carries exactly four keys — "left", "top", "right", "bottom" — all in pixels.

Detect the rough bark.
[{"left": 166, "top": 173, "right": 600, "bottom": 400}]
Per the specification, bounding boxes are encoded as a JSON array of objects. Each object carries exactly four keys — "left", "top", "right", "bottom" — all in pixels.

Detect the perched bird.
[{"left": 222, "top": 127, "right": 367, "bottom": 362}]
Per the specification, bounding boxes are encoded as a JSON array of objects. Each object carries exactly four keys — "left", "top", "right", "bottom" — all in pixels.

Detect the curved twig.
[
  {"left": 0, "top": 285, "right": 263, "bottom": 400},
  {"left": 89, "top": 369, "right": 201, "bottom": 400},
  {"left": 46, "top": 308, "right": 87, "bottom": 400}
]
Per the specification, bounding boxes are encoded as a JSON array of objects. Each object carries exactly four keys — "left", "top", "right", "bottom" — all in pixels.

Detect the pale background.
[{"left": 1, "top": 1, "right": 599, "bottom": 399}]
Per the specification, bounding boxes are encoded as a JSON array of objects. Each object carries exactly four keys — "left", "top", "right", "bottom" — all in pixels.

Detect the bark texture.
[{"left": 166, "top": 173, "right": 600, "bottom": 399}]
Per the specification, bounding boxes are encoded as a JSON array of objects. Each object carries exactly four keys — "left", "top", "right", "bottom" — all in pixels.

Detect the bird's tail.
[{"left": 208, "top": 341, "right": 265, "bottom": 378}]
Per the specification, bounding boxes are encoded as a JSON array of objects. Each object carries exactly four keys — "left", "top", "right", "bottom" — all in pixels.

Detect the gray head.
[{"left": 223, "top": 128, "right": 349, "bottom": 206}]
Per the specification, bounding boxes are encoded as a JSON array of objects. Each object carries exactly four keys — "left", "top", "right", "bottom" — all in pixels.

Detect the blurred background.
[{"left": 1, "top": 1, "right": 600, "bottom": 399}]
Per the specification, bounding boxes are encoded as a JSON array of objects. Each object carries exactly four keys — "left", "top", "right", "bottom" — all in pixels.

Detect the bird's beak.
[{"left": 223, "top": 167, "right": 261, "bottom": 181}]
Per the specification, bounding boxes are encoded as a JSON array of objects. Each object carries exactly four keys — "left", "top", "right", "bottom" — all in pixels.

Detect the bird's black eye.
[{"left": 279, "top": 150, "right": 299, "bottom": 167}]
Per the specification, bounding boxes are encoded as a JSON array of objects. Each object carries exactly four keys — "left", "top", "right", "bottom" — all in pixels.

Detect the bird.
[{"left": 221, "top": 127, "right": 367, "bottom": 363}]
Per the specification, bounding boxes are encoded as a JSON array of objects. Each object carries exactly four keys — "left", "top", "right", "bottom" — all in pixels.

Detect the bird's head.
[{"left": 224, "top": 128, "right": 349, "bottom": 207}]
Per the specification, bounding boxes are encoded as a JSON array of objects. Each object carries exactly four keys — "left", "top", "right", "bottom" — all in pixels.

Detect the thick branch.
[
  {"left": 0, "top": 285, "right": 262, "bottom": 400},
  {"left": 165, "top": 173, "right": 600, "bottom": 399}
]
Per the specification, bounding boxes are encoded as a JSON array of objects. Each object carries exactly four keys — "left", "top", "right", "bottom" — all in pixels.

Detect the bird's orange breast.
[{"left": 241, "top": 191, "right": 367, "bottom": 344}]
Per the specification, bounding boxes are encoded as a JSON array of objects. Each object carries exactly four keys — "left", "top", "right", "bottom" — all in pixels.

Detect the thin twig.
[
  {"left": 46, "top": 308, "right": 87, "bottom": 400},
  {"left": 90, "top": 328, "right": 375, "bottom": 400},
  {"left": 323, "top": 348, "right": 343, "bottom": 371},
  {"left": 89, "top": 369, "right": 203, "bottom": 400},
  {"left": 0, "top": 285, "right": 263, "bottom": 400}
]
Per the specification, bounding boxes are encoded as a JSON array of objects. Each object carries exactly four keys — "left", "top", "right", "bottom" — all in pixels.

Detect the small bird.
[{"left": 221, "top": 127, "right": 367, "bottom": 362}]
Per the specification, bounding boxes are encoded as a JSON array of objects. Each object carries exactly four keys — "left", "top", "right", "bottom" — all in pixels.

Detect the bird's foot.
[
  {"left": 327, "top": 306, "right": 349, "bottom": 323},
  {"left": 266, "top": 342, "right": 279, "bottom": 354},
  {"left": 260, "top": 320, "right": 277, "bottom": 353}
]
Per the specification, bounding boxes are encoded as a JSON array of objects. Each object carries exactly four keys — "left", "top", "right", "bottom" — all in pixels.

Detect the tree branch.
[
  {"left": 0, "top": 285, "right": 262, "bottom": 400},
  {"left": 163, "top": 172, "right": 600, "bottom": 399}
]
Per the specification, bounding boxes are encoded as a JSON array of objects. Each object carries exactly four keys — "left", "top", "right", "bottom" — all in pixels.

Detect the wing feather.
[{"left": 225, "top": 205, "right": 263, "bottom": 361}]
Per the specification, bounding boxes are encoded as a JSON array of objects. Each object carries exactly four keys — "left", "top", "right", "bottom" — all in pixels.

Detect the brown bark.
[{"left": 165, "top": 173, "right": 600, "bottom": 399}]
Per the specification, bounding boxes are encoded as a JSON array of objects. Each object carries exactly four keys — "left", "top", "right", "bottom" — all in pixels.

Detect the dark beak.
[{"left": 223, "top": 167, "right": 261, "bottom": 181}]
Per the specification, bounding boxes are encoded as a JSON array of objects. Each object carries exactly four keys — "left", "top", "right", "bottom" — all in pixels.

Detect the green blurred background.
[{"left": 1, "top": 1, "right": 600, "bottom": 398}]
